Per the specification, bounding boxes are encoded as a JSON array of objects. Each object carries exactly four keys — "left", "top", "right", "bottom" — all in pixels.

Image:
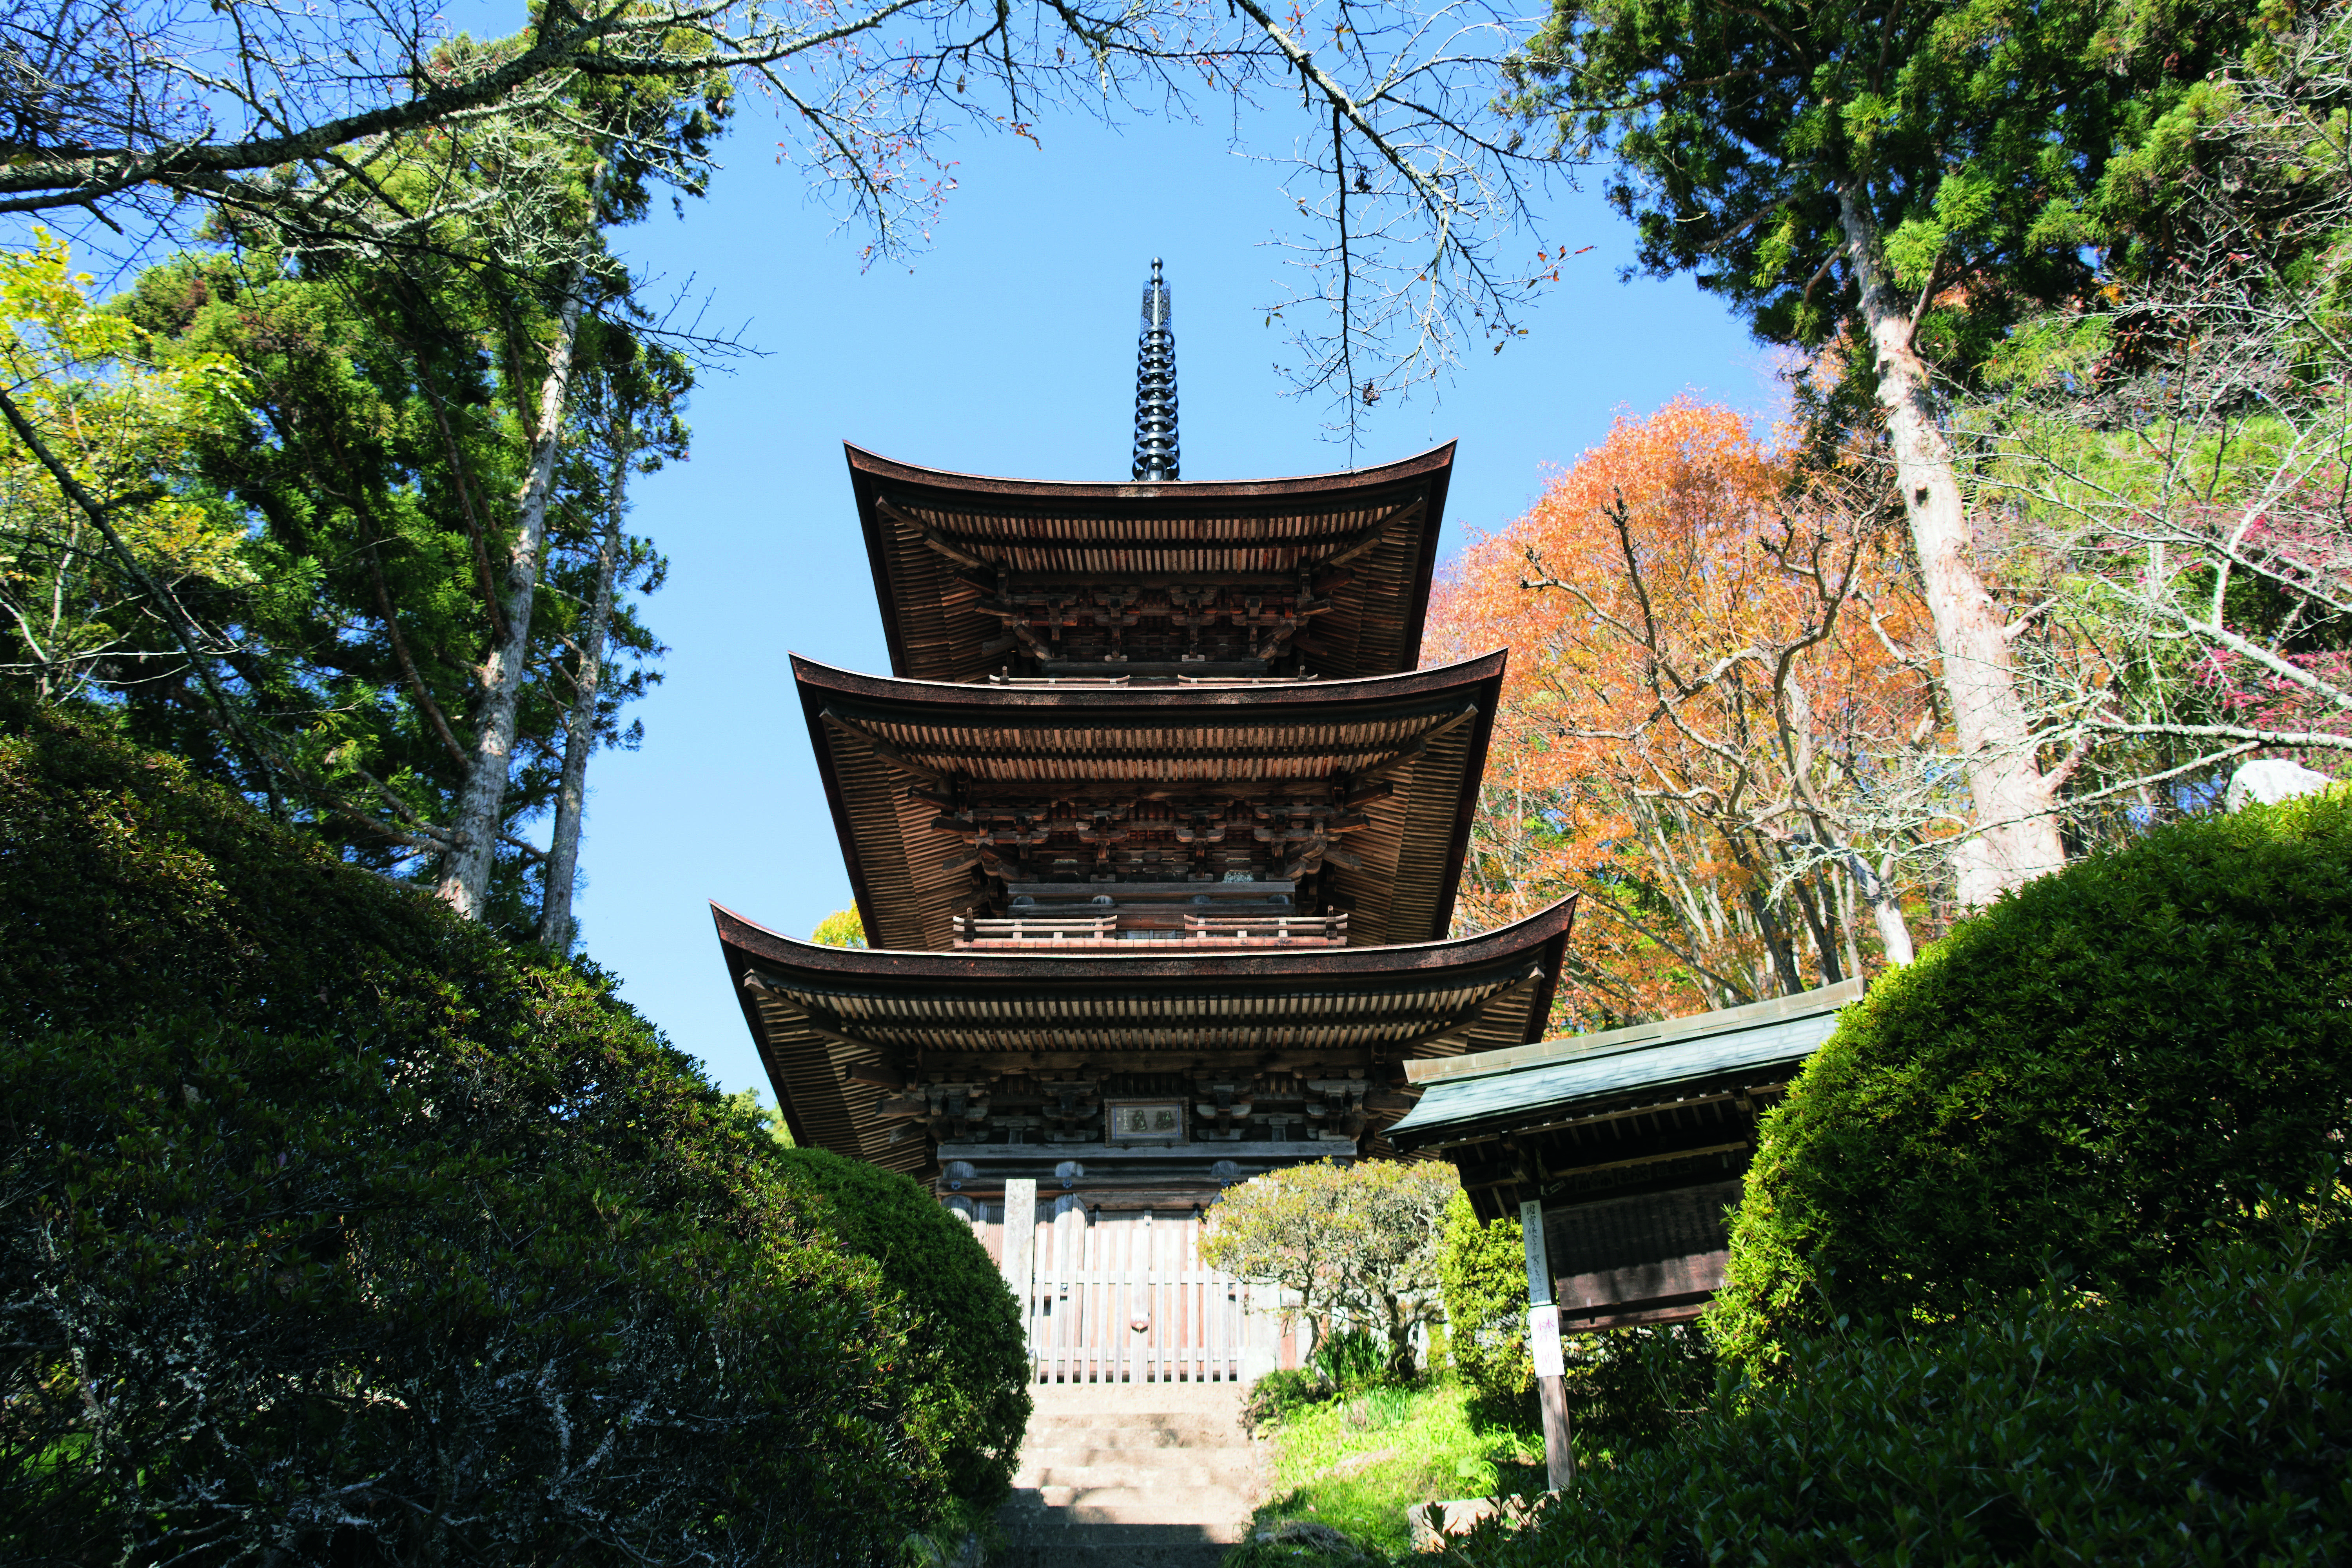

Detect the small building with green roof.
[{"left": 1389, "top": 978, "right": 1861, "bottom": 1332}]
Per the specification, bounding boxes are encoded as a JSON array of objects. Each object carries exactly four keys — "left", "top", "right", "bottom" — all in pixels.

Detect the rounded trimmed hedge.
[
  {"left": 776, "top": 1148, "right": 1031, "bottom": 1510},
  {"left": 0, "top": 701, "right": 943, "bottom": 1563},
  {"left": 1714, "top": 787, "right": 2352, "bottom": 1369},
  {"left": 1434, "top": 1243, "right": 2352, "bottom": 1566}
]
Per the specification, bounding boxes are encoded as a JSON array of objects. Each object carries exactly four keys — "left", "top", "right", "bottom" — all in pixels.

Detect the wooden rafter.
[
  {"left": 1342, "top": 704, "right": 1481, "bottom": 787},
  {"left": 895, "top": 497, "right": 1427, "bottom": 570},
  {"left": 818, "top": 709, "right": 951, "bottom": 785}
]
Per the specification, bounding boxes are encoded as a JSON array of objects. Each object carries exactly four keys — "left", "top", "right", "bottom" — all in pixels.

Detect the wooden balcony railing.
[
  {"left": 952, "top": 911, "right": 1347, "bottom": 949},
  {"left": 952, "top": 915, "right": 1117, "bottom": 944}
]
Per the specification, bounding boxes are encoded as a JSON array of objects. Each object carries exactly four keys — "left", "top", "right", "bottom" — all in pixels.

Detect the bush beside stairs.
[{"left": 998, "top": 1383, "right": 1265, "bottom": 1567}]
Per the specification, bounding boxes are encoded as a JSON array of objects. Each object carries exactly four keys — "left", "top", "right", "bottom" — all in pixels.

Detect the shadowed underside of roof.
[
  {"left": 794, "top": 652, "right": 1506, "bottom": 953},
  {"left": 846, "top": 443, "right": 1455, "bottom": 684},
  {"left": 713, "top": 897, "right": 1576, "bottom": 1178}
]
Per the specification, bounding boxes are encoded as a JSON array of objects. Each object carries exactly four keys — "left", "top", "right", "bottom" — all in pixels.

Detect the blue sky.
[{"left": 568, "top": 96, "right": 1768, "bottom": 1097}]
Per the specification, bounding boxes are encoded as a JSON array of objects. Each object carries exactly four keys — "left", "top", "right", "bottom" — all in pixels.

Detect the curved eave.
[
  {"left": 792, "top": 647, "right": 1503, "bottom": 712},
  {"left": 713, "top": 896, "right": 1575, "bottom": 1176},
  {"left": 846, "top": 441, "right": 1455, "bottom": 684},
  {"left": 844, "top": 440, "right": 1457, "bottom": 505},
  {"left": 714, "top": 893, "right": 1575, "bottom": 987},
  {"left": 793, "top": 652, "right": 1506, "bottom": 951}
]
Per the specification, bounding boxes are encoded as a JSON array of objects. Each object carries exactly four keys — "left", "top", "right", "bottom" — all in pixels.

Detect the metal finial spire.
[{"left": 1132, "top": 257, "right": 1179, "bottom": 482}]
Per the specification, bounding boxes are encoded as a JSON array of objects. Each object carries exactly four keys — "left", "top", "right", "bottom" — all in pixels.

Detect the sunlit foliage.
[
  {"left": 1428, "top": 399, "right": 1945, "bottom": 1029},
  {"left": 1204, "top": 1159, "right": 1457, "bottom": 1374},
  {"left": 812, "top": 906, "right": 867, "bottom": 947},
  {"left": 0, "top": 232, "right": 249, "bottom": 701}
]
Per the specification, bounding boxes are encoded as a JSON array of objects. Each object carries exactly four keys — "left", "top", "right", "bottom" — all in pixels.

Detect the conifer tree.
[{"left": 1508, "top": 0, "right": 2254, "bottom": 900}]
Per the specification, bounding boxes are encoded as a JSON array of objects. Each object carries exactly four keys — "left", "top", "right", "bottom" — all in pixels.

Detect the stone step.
[
  {"left": 999, "top": 1385, "right": 1262, "bottom": 1567},
  {"left": 1028, "top": 1484, "right": 1256, "bottom": 1531},
  {"left": 997, "top": 1491, "right": 1237, "bottom": 1568},
  {"left": 1020, "top": 1421, "right": 1247, "bottom": 1443},
  {"left": 1017, "top": 1459, "right": 1257, "bottom": 1490},
  {"left": 1014, "top": 1545, "right": 1229, "bottom": 1568},
  {"left": 1025, "top": 1383, "right": 1247, "bottom": 1416},
  {"left": 1016, "top": 1440, "right": 1243, "bottom": 1466},
  {"left": 998, "top": 1532, "right": 1232, "bottom": 1567},
  {"left": 1050, "top": 1521, "right": 1244, "bottom": 1547}
]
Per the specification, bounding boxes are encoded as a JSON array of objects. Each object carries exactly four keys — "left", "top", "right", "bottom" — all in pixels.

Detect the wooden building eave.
[
  {"left": 793, "top": 651, "right": 1506, "bottom": 953},
  {"left": 846, "top": 442, "right": 1455, "bottom": 683},
  {"left": 1388, "top": 979, "right": 1862, "bottom": 1220},
  {"left": 712, "top": 895, "right": 1575, "bottom": 1179}
]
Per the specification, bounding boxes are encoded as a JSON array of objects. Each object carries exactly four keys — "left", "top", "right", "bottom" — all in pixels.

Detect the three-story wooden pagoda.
[{"left": 713, "top": 263, "right": 1575, "bottom": 1223}]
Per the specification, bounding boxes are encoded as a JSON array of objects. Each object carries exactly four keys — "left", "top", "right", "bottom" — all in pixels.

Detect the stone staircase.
[{"left": 998, "top": 1382, "right": 1265, "bottom": 1568}]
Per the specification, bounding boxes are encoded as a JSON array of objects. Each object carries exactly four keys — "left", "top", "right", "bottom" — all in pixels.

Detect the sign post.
[
  {"left": 1520, "top": 1198, "right": 1574, "bottom": 1490},
  {"left": 1003, "top": 1179, "right": 1038, "bottom": 1372}
]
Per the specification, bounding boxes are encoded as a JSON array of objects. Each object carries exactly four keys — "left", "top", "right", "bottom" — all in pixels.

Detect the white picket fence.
[{"left": 995, "top": 1180, "right": 1265, "bottom": 1383}]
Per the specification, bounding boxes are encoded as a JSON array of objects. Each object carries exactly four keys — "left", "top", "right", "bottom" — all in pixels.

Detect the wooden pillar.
[
  {"left": 1004, "top": 1179, "right": 1038, "bottom": 1376},
  {"left": 1521, "top": 1198, "right": 1573, "bottom": 1490}
]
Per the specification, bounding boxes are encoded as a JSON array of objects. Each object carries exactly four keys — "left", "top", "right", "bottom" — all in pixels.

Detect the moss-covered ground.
[{"left": 1224, "top": 1380, "right": 1545, "bottom": 1565}]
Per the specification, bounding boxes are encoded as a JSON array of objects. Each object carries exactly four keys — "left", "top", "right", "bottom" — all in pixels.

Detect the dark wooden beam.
[
  {"left": 1461, "top": 1139, "right": 1752, "bottom": 1191},
  {"left": 819, "top": 709, "right": 950, "bottom": 786},
  {"left": 906, "top": 1050, "right": 1383, "bottom": 1075},
  {"left": 957, "top": 568, "right": 1361, "bottom": 594},
  {"left": 1341, "top": 704, "right": 1479, "bottom": 787},
  {"left": 889, "top": 741, "right": 1397, "bottom": 769},
  {"left": 1321, "top": 499, "right": 1426, "bottom": 569},
  {"left": 889, "top": 501, "right": 1428, "bottom": 566},
  {"left": 1409, "top": 1080, "right": 1791, "bottom": 1153}
]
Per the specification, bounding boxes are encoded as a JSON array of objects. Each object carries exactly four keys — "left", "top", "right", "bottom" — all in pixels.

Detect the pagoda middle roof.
[
  {"left": 713, "top": 896, "right": 1577, "bottom": 1176},
  {"left": 794, "top": 650, "right": 1505, "bottom": 953},
  {"left": 846, "top": 442, "right": 1455, "bottom": 683}
]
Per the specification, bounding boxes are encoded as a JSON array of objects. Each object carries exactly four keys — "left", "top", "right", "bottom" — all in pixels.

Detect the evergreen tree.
[{"left": 1507, "top": 0, "right": 2258, "bottom": 900}]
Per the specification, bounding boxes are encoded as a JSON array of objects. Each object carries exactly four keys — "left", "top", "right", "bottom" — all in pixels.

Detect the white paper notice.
[{"left": 1527, "top": 1303, "right": 1564, "bottom": 1379}]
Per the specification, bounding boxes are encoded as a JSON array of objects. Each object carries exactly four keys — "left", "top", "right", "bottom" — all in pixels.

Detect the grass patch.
[{"left": 1229, "top": 1379, "right": 1544, "bottom": 1564}]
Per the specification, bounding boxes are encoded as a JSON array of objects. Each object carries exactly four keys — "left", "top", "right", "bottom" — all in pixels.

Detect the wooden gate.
[{"left": 1015, "top": 1204, "right": 1247, "bottom": 1383}]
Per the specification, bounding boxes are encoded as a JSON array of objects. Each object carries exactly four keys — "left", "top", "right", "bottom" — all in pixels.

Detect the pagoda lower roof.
[
  {"left": 846, "top": 443, "right": 1454, "bottom": 683},
  {"left": 795, "top": 652, "right": 1504, "bottom": 952},
  {"left": 713, "top": 897, "right": 1577, "bottom": 1178}
]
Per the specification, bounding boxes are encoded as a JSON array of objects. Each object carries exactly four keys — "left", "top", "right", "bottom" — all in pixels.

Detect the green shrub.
[
  {"left": 1436, "top": 1192, "right": 1530, "bottom": 1424},
  {"left": 1559, "top": 1323, "right": 1714, "bottom": 1457},
  {"left": 1241, "top": 1368, "right": 1336, "bottom": 1434},
  {"left": 776, "top": 1148, "right": 1030, "bottom": 1510},
  {"left": 1312, "top": 1326, "right": 1389, "bottom": 1389},
  {"left": 1203, "top": 1160, "right": 1454, "bottom": 1376},
  {"left": 0, "top": 702, "right": 941, "bottom": 1563},
  {"left": 1715, "top": 788, "right": 2352, "bottom": 1368},
  {"left": 1223, "top": 1518, "right": 1379, "bottom": 1567},
  {"left": 1434, "top": 1243, "right": 2352, "bottom": 1566},
  {"left": 3, "top": 1023, "right": 933, "bottom": 1566},
  {"left": 1238, "top": 1377, "right": 1546, "bottom": 1565}
]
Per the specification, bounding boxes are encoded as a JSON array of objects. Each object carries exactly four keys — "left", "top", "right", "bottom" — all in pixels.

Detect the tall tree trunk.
[
  {"left": 437, "top": 265, "right": 585, "bottom": 918},
  {"left": 1847, "top": 850, "right": 1916, "bottom": 967},
  {"left": 1837, "top": 187, "right": 2066, "bottom": 906},
  {"left": 538, "top": 440, "right": 626, "bottom": 951}
]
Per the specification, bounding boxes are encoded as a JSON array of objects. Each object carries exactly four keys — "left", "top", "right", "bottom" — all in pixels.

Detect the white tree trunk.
[
  {"left": 438, "top": 266, "right": 585, "bottom": 918},
  {"left": 537, "top": 447, "right": 625, "bottom": 951},
  {"left": 1859, "top": 856, "right": 1916, "bottom": 967},
  {"left": 1837, "top": 187, "right": 2066, "bottom": 907}
]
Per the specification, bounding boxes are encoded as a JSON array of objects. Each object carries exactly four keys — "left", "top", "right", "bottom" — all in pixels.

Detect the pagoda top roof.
[
  {"left": 794, "top": 650, "right": 1505, "bottom": 953},
  {"left": 845, "top": 441, "right": 1455, "bottom": 684},
  {"left": 712, "top": 895, "right": 1577, "bottom": 1176}
]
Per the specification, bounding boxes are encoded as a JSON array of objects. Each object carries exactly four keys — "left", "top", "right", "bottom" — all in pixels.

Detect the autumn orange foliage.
[{"left": 1427, "top": 399, "right": 1945, "bottom": 1031}]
